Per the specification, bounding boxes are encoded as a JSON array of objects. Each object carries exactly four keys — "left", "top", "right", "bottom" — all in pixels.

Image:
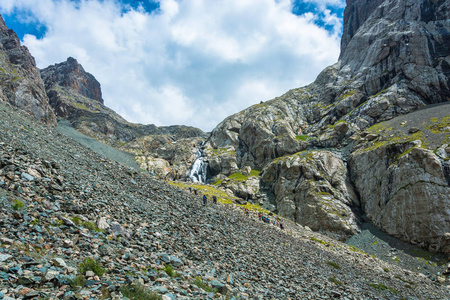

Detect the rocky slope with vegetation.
[
  {"left": 201, "top": 0, "right": 450, "bottom": 252},
  {"left": 1, "top": 97, "right": 449, "bottom": 300}
]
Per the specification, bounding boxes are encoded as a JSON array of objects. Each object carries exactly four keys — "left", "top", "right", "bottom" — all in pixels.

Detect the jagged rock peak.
[
  {"left": 41, "top": 57, "right": 104, "bottom": 104},
  {"left": 0, "top": 13, "right": 8, "bottom": 31},
  {"left": 0, "top": 14, "right": 56, "bottom": 126}
]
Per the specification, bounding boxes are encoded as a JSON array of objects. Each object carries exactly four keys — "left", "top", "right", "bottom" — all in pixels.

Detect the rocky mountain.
[
  {"left": 0, "top": 15, "right": 55, "bottom": 126},
  {"left": 39, "top": 56, "right": 207, "bottom": 180},
  {"left": 202, "top": 0, "right": 450, "bottom": 253},
  {"left": 0, "top": 3, "right": 449, "bottom": 299},
  {"left": 1, "top": 93, "right": 449, "bottom": 300}
]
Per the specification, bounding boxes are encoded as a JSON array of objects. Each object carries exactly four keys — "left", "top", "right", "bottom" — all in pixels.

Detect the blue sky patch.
[{"left": 2, "top": 10, "right": 47, "bottom": 40}]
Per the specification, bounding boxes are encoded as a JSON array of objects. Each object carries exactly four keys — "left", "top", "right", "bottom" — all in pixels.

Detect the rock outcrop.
[
  {"left": 261, "top": 150, "right": 359, "bottom": 239},
  {"left": 0, "top": 14, "right": 56, "bottom": 126},
  {"left": 41, "top": 57, "right": 103, "bottom": 104},
  {"left": 349, "top": 104, "right": 450, "bottom": 253},
  {"left": 206, "top": 0, "right": 450, "bottom": 248}
]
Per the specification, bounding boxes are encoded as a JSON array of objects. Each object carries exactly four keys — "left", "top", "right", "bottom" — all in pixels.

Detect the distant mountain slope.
[
  {"left": 39, "top": 57, "right": 207, "bottom": 180},
  {"left": 41, "top": 57, "right": 206, "bottom": 145}
]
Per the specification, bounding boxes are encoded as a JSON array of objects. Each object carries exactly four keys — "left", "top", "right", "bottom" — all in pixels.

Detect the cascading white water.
[{"left": 189, "top": 146, "right": 208, "bottom": 183}]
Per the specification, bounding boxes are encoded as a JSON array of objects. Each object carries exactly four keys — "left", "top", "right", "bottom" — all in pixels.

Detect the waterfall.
[{"left": 189, "top": 145, "right": 208, "bottom": 183}]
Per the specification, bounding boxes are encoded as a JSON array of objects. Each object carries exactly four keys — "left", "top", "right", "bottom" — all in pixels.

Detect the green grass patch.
[
  {"left": 164, "top": 264, "right": 181, "bottom": 278},
  {"left": 310, "top": 237, "right": 331, "bottom": 246},
  {"left": 237, "top": 202, "right": 271, "bottom": 214},
  {"left": 228, "top": 172, "right": 247, "bottom": 181},
  {"left": 70, "top": 216, "right": 82, "bottom": 226},
  {"left": 120, "top": 283, "right": 162, "bottom": 300},
  {"left": 328, "top": 277, "right": 343, "bottom": 285},
  {"left": 347, "top": 245, "right": 367, "bottom": 255},
  {"left": 295, "top": 135, "right": 310, "bottom": 141},
  {"left": 193, "top": 277, "right": 217, "bottom": 293},
  {"left": 12, "top": 199, "right": 24, "bottom": 210},
  {"left": 249, "top": 169, "right": 261, "bottom": 177},
  {"left": 427, "top": 115, "right": 450, "bottom": 134},
  {"left": 30, "top": 219, "right": 40, "bottom": 226},
  {"left": 394, "top": 275, "right": 414, "bottom": 285},
  {"left": 168, "top": 182, "right": 238, "bottom": 204},
  {"left": 78, "top": 257, "right": 106, "bottom": 277},
  {"left": 69, "top": 275, "right": 86, "bottom": 288},
  {"left": 326, "top": 261, "right": 341, "bottom": 270},
  {"left": 82, "top": 221, "right": 103, "bottom": 232},
  {"left": 367, "top": 283, "right": 398, "bottom": 294}
]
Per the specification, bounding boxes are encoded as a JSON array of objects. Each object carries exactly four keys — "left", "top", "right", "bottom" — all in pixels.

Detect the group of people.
[
  {"left": 258, "top": 212, "right": 284, "bottom": 230},
  {"left": 188, "top": 186, "right": 216, "bottom": 206},
  {"left": 188, "top": 186, "right": 284, "bottom": 230}
]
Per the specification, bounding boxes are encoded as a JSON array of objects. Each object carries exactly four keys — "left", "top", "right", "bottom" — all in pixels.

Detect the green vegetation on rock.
[
  {"left": 326, "top": 261, "right": 341, "bottom": 270},
  {"left": 78, "top": 257, "right": 106, "bottom": 277},
  {"left": 120, "top": 283, "right": 162, "bottom": 300},
  {"left": 367, "top": 283, "right": 398, "bottom": 294},
  {"left": 12, "top": 199, "right": 24, "bottom": 210}
]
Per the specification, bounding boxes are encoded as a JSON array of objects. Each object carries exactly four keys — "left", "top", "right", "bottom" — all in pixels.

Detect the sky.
[{"left": 0, "top": 0, "right": 345, "bottom": 132}]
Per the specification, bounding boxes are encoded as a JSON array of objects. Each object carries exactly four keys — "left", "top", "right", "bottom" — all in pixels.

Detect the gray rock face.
[
  {"left": 0, "top": 14, "right": 56, "bottom": 126},
  {"left": 41, "top": 57, "right": 103, "bottom": 104},
  {"left": 207, "top": 0, "right": 450, "bottom": 250},
  {"left": 348, "top": 104, "right": 450, "bottom": 253},
  {"left": 261, "top": 150, "right": 359, "bottom": 239},
  {"left": 350, "top": 145, "right": 449, "bottom": 252}
]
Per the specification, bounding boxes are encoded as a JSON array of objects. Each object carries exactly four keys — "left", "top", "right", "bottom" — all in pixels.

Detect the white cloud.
[{"left": 0, "top": 0, "right": 343, "bottom": 131}]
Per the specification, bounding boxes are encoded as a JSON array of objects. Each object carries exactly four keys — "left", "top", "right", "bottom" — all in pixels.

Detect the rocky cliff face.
[
  {"left": 205, "top": 0, "right": 450, "bottom": 250},
  {"left": 0, "top": 15, "right": 56, "bottom": 126},
  {"left": 260, "top": 150, "right": 360, "bottom": 240},
  {"left": 41, "top": 57, "right": 103, "bottom": 104}
]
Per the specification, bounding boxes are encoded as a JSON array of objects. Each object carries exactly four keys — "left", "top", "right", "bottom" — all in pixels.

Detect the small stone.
[
  {"left": 0, "top": 237, "right": 13, "bottom": 245},
  {"left": 51, "top": 258, "right": 68, "bottom": 268},
  {"left": 366, "top": 134, "right": 379, "bottom": 141},
  {"left": 97, "top": 217, "right": 110, "bottom": 231},
  {"left": 0, "top": 254, "right": 12, "bottom": 262},
  {"left": 21, "top": 172, "right": 34, "bottom": 181},
  {"left": 210, "top": 280, "right": 228, "bottom": 293},
  {"left": 61, "top": 217, "right": 76, "bottom": 227},
  {"left": 62, "top": 240, "right": 73, "bottom": 248},
  {"left": 85, "top": 270, "right": 95, "bottom": 277},
  {"left": 157, "top": 253, "right": 183, "bottom": 267},
  {"left": 409, "top": 127, "right": 420, "bottom": 134},
  {"left": 44, "top": 269, "right": 59, "bottom": 282},
  {"left": 152, "top": 286, "right": 168, "bottom": 294}
]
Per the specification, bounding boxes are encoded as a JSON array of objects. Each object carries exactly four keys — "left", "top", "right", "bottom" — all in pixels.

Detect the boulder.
[
  {"left": 261, "top": 150, "right": 359, "bottom": 239},
  {"left": 350, "top": 145, "right": 450, "bottom": 252}
]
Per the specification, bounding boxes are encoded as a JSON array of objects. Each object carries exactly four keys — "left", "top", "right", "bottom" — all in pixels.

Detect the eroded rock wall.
[
  {"left": 0, "top": 15, "right": 56, "bottom": 126},
  {"left": 350, "top": 144, "right": 450, "bottom": 253},
  {"left": 261, "top": 150, "right": 359, "bottom": 239}
]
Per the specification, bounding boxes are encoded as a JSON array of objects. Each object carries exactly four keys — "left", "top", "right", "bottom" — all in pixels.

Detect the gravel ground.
[
  {"left": 346, "top": 222, "right": 447, "bottom": 278},
  {"left": 56, "top": 119, "right": 140, "bottom": 170}
]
